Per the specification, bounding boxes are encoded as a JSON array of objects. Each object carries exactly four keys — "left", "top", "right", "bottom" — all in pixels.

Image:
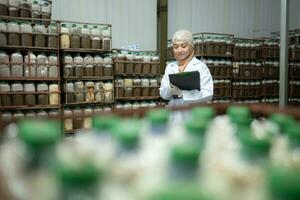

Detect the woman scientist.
[{"left": 159, "top": 29, "right": 213, "bottom": 107}]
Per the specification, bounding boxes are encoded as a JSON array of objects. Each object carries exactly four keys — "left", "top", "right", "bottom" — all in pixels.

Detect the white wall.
[
  {"left": 168, "top": 0, "right": 300, "bottom": 39},
  {"left": 51, "top": 0, "right": 157, "bottom": 50}
]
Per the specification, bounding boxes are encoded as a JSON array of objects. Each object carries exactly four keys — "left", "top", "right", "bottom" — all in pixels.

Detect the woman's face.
[{"left": 173, "top": 41, "right": 193, "bottom": 62}]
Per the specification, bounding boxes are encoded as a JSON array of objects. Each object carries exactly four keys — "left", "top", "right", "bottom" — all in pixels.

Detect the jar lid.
[
  {"left": 171, "top": 142, "right": 201, "bottom": 164},
  {"left": 113, "top": 120, "right": 140, "bottom": 146},
  {"left": 92, "top": 115, "right": 120, "bottom": 132},
  {"left": 270, "top": 113, "right": 295, "bottom": 134},
  {"left": 191, "top": 107, "right": 215, "bottom": 122},
  {"left": 227, "top": 106, "right": 251, "bottom": 126},
  {"left": 185, "top": 118, "right": 207, "bottom": 136}
]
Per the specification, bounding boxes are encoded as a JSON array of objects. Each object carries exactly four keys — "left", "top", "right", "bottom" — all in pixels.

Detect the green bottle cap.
[
  {"left": 191, "top": 107, "right": 215, "bottom": 121},
  {"left": 237, "top": 127, "right": 271, "bottom": 158},
  {"left": 171, "top": 143, "right": 201, "bottom": 165},
  {"left": 113, "top": 120, "right": 140, "bottom": 146},
  {"left": 227, "top": 106, "right": 251, "bottom": 126},
  {"left": 147, "top": 109, "right": 170, "bottom": 125},
  {"left": 92, "top": 115, "right": 119, "bottom": 132},
  {"left": 18, "top": 119, "right": 61, "bottom": 149},
  {"left": 286, "top": 123, "right": 300, "bottom": 148},
  {"left": 185, "top": 119, "right": 207, "bottom": 136}
]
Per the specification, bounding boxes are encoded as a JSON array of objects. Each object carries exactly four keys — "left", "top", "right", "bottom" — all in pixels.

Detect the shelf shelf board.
[
  {"left": 0, "top": 77, "right": 60, "bottom": 81},
  {"left": 115, "top": 96, "right": 160, "bottom": 101},
  {"left": 0, "top": 45, "right": 59, "bottom": 52},
  {"left": 63, "top": 101, "right": 114, "bottom": 106},
  {"left": 63, "top": 76, "right": 114, "bottom": 81},
  {"left": 61, "top": 48, "right": 111, "bottom": 53},
  {"left": 0, "top": 105, "right": 60, "bottom": 111}
]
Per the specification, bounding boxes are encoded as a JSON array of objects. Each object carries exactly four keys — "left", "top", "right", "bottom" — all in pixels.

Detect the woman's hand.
[{"left": 169, "top": 84, "right": 182, "bottom": 97}]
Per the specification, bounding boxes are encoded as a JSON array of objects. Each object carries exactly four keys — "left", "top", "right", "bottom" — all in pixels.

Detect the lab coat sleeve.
[
  {"left": 159, "top": 66, "right": 172, "bottom": 100},
  {"left": 182, "top": 63, "right": 213, "bottom": 102}
]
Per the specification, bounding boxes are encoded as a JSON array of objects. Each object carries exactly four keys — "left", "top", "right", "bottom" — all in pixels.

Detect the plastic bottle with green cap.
[
  {"left": 267, "top": 165, "right": 300, "bottom": 200},
  {"left": 169, "top": 142, "right": 202, "bottom": 180},
  {"left": 92, "top": 115, "right": 120, "bottom": 136},
  {"left": 185, "top": 118, "right": 208, "bottom": 146},
  {"left": 146, "top": 109, "right": 170, "bottom": 134},
  {"left": 269, "top": 113, "right": 296, "bottom": 134},
  {"left": 56, "top": 150, "right": 101, "bottom": 200},
  {"left": 18, "top": 119, "right": 61, "bottom": 169},
  {"left": 237, "top": 127, "right": 271, "bottom": 162},
  {"left": 113, "top": 119, "right": 141, "bottom": 153},
  {"left": 285, "top": 122, "right": 300, "bottom": 149}
]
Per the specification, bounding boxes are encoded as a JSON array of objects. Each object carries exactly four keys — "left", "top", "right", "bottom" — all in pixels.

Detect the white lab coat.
[{"left": 160, "top": 57, "right": 213, "bottom": 107}]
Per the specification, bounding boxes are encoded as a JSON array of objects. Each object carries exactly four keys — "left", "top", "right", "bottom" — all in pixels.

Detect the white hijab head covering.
[{"left": 172, "top": 29, "right": 194, "bottom": 48}]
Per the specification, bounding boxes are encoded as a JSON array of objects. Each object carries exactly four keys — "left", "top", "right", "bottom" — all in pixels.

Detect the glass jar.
[
  {"left": 64, "top": 109, "right": 73, "bottom": 131},
  {"left": 11, "top": 51, "right": 23, "bottom": 77},
  {"left": 94, "top": 54, "right": 103, "bottom": 76},
  {"left": 103, "top": 82, "right": 113, "bottom": 102},
  {"left": 31, "top": 0, "right": 41, "bottom": 19},
  {"left": 124, "top": 78, "right": 133, "bottom": 97},
  {"left": 24, "top": 83, "right": 36, "bottom": 106},
  {"left": 0, "top": 83, "right": 11, "bottom": 106},
  {"left": 19, "top": 0, "right": 31, "bottom": 18},
  {"left": 150, "top": 79, "right": 158, "bottom": 97},
  {"left": 0, "top": 0, "right": 8, "bottom": 16},
  {"left": 80, "top": 24, "right": 91, "bottom": 49},
  {"left": 24, "top": 52, "right": 36, "bottom": 77},
  {"left": 7, "top": 21, "right": 20, "bottom": 46},
  {"left": 49, "top": 84, "right": 59, "bottom": 105},
  {"left": 33, "top": 23, "right": 46, "bottom": 47},
  {"left": 60, "top": 23, "right": 70, "bottom": 48},
  {"left": 48, "top": 23, "right": 58, "bottom": 48},
  {"left": 20, "top": 21, "right": 33, "bottom": 47},
  {"left": 0, "top": 51, "right": 10, "bottom": 77},
  {"left": 116, "top": 79, "right": 124, "bottom": 97},
  {"left": 73, "top": 109, "right": 83, "bottom": 130},
  {"left": 11, "top": 83, "right": 24, "bottom": 106},
  {"left": 37, "top": 83, "right": 49, "bottom": 105},
  {"left": 142, "top": 55, "right": 151, "bottom": 74},
  {"left": 48, "top": 54, "right": 58, "bottom": 77},
  {"left": 84, "top": 54, "right": 94, "bottom": 77},
  {"left": 83, "top": 108, "right": 93, "bottom": 129},
  {"left": 65, "top": 82, "right": 74, "bottom": 103},
  {"left": 134, "top": 55, "right": 143, "bottom": 74},
  {"left": 70, "top": 24, "right": 80, "bottom": 48},
  {"left": 115, "top": 53, "right": 125, "bottom": 75},
  {"left": 74, "top": 81, "right": 84, "bottom": 102},
  {"left": 74, "top": 54, "right": 84, "bottom": 77},
  {"left": 41, "top": 1, "right": 51, "bottom": 20},
  {"left": 25, "top": 111, "right": 36, "bottom": 118},
  {"left": 94, "top": 81, "right": 104, "bottom": 102},
  {"left": 37, "top": 53, "right": 48, "bottom": 77},
  {"left": 150, "top": 55, "right": 159, "bottom": 75},
  {"left": 102, "top": 28, "right": 111, "bottom": 50},
  {"left": 91, "top": 25, "right": 101, "bottom": 49},
  {"left": 141, "top": 78, "right": 150, "bottom": 96},
  {"left": 133, "top": 79, "right": 141, "bottom": 97},
  {"left": 125, "top": 54, "right": 134, "bottom": 74},
  {"left": 103, "top": 56, "right": 113, "bottom": 76},
  {"left": 8, "top": 0, "right": 19, "bottom": 17}
]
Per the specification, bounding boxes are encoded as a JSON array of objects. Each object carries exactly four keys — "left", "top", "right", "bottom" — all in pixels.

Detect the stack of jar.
[
  {"left": 63, "top": 54, "right": 112, "bottom": 78},
  {"left": 261, "top": 98, "right": 279, "bottom": 104},
  {"left": 115, "top": 78, "right": 159, "bottom": 98},
  {"left": 0, "top": 82, "right": 59, "bottom": 107},
  {"left": 234, "top": 40, "right": 262, "bottom": 60},
  {"left": 60, "top": 23, "right": 111, "bottom": 50},
  {"left": 63, "top": 106, "right": 112, "bottom": 131},
  {"left": 0, "top": 51, "right": 59, "bottom": 78},
  {"left": 290, "top": 44, "right": 300, "bottom": 60},
  {"left": 0, "top": 20, "right": 58, "bottom": 48},
  {"left": 289, "top": 80, "right": 300, "bottom": 98},
  {"left": 232, "top": 61, "right": 262, "bottom": 80},
  {"left": 262, "top": 40, "right": 280, "bottom": 59},
  {"left": 194, "top": 35, "right": 233, "bottom": 56},
  {"left": 65, "top": 81, "right": 113, "bottom": 104},
  {"left": 0, "top": 109, "right": 59, "bottom": 124},
  {"left": 232, "top": 81, "right": 261, "bottom": 100},
  {"left": 114, "top": 52, "right": 160, "bottom": 76},
  {"left": 202, "top": 58, "right": 232, "bottom": 79},
  {"left": 0, "top": 0, "right": 52, "bottom": 19}
]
